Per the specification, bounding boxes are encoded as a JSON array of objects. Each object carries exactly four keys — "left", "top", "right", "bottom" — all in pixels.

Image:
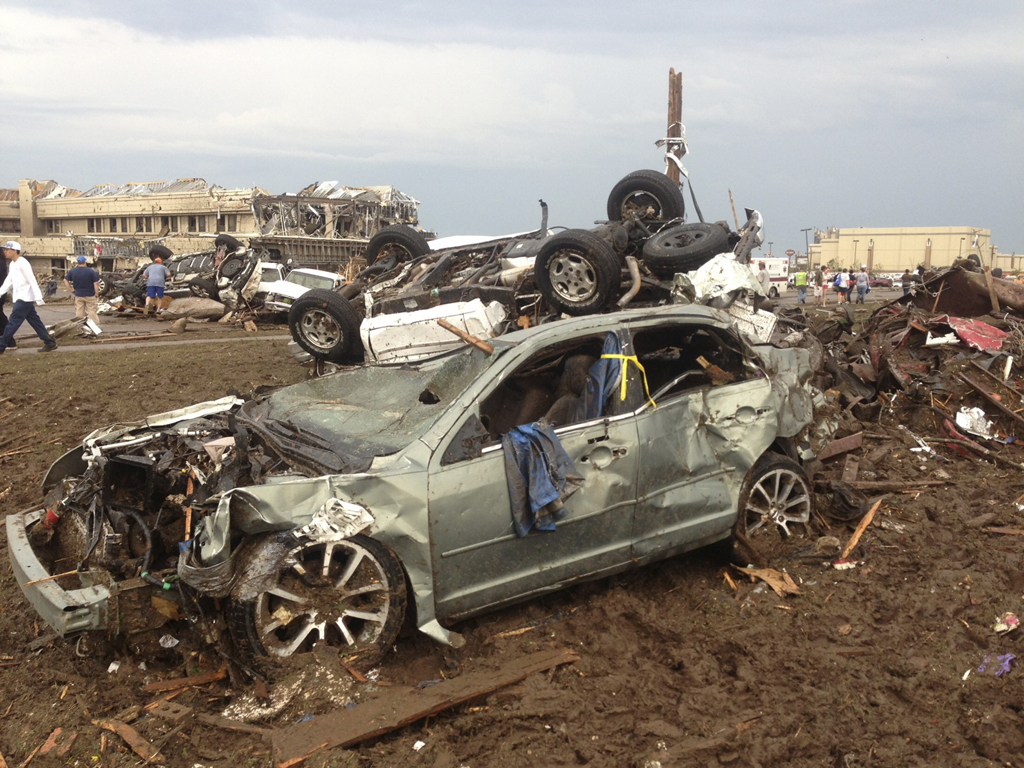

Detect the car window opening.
[{"left": 478, "top": 336, "right": 610, "bottom": 442}]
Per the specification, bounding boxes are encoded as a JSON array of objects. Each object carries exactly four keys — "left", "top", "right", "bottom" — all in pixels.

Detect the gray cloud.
[{"left": 1, "top": 1, "right": 1021, "bottom": 253}]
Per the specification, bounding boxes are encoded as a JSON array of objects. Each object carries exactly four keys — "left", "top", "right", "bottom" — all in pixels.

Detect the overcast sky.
[{"left": 1, "top": 1, "right": 1022, "bottom": 255}]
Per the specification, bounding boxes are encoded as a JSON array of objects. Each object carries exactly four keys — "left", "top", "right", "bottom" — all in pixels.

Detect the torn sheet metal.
[
  {"left": 931, "top": 315, "right": 1008, "bottom": 353},
  {"left": 673, "top": 253, "right": 765, "bottom": 302},
  {"left": 360, "top": 298, "right": 507, "bottom": 364},
  {"left": 725, "top": 301, "right": 778, "bottom": 343},
  {"left": 955, "top": 407, "right": 994, "bottom": 440}
]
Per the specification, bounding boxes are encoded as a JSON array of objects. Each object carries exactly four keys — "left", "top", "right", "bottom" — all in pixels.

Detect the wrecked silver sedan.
[{"left": 7, "top": 305, "right": 817, "bottom": 659}]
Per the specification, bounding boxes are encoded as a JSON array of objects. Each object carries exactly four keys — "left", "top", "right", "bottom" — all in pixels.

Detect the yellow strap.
[{"left": 601, "top": 354, "right": 657, "bottom": 409}]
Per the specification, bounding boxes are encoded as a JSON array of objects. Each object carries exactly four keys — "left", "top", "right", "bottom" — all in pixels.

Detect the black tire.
[
  {"left": 534, "top": 229, "right": 621, "bottom": 316},
  {"left": 607, "top": 169, "right": 685, "bottom": 222},
  {"left": 97, "top": 273, "right": 114, "bottom": 298},
  {"left": 149, "top": 244, "right": 173, "bottom": 260},
  {"left": 641, "top": 223, "right": 731, "bottom": 278},
  {"left": 769, "top": 286, "right": 779, "bottom": 299},
  {"left": 215, "top": 233, "right": 245, "bottom": 251},
  {"left": 736, "top": 454, "right": 813, "bottom": 540},
  {"left": 188, "top": 276, "right": 220, "bottom": 300},
  {"left": 288, "top": 289, "right": 363, "bottom": 362},
  {"left": 227, "top": 534, "right": 407, "bottom": 660},
  {"left": 967, "top": 253, "right": 982, "bottom": 267},
  {"left": 365, "top": 225, "right": 431, "bottom": 267}
]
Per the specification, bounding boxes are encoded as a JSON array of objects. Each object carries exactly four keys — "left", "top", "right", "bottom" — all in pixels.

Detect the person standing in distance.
[
  {"left": 143, "top": 257, "right": 169, "bottom": 316},
  {"left": 756, "top": 261, "right": 771, "bottom": 296},
  {"left": 0, "top": 241, "right": 57, "bottom": 353},
  {"left": 63, "top": 255, "right": 101, "bottom": 329}
]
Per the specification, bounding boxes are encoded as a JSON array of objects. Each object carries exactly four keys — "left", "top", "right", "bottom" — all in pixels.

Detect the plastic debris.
[
  {"left": 978, "top": 653, "right": 1016, "bottom": 677},
  {"left": 158, "top": 634, "right": 179, "bottom": 649},
  {"left": 994, "top": 612, "right": 1020, "bottom": 634},
  {"left": 956, "top": 407, "right": 994, "bottom": 440},
  {"left": 413, "top": 740, "right": 426, "bottom": 752},
  {"left": 107, "top": 661, "right": 120, "bottom": 674}
]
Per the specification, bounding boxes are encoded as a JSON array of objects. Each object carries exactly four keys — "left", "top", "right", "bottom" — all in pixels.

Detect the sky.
[{"left": 1, "top": 1, "right": 1022, "bottom": 255}]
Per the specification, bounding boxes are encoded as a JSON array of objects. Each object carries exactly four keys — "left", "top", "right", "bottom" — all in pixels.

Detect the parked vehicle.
[
  {"left": 7, "top": 305, "right": 818, "bottom": 659},
  {"left": 756, "top": 258, "right": 790, "bottom": 298},
  {"left": 261, "top": 267, "right": 347, "bottom": 314},
  {"left": 869, "top": 276, "right": 893, "bottom": 288}
]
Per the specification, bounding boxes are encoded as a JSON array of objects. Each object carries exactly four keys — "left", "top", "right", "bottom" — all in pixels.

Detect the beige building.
[
  {"left": 809, "top": 226, "right": 1017, "bottom": 275},
  {"left": 4, "top": 177, "right": 420, "bottom": 275}
]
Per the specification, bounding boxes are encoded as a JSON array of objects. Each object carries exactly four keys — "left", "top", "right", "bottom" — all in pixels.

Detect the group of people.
[
  {"left": 0, "top": 239, "right": 177, "bottom": 353},
  {"left": 787, "top": 264, "right": 875, "bottom": 307}
]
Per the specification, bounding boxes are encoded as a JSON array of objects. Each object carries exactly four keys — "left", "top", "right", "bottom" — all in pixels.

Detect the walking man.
[
  {"left": 756, "top": 261, "right": 771, "bottom": 296},
  {"left": 63, "top": 255, "right": 101, "bottom": 329},
  {"left": 812, "top": 266, "right": 824, "bottom": 306},
  {"left": 901, "top": 269, "right": 913, "bottom": 296},
  {"left": 794, "top": 268, "right": 808, "bottom": 304},
  {"left": 0, "top": 241, "right": 57, "bottom": 353},
  {"left": 143, "top": 257, "right": 170, "bottom": 316}
]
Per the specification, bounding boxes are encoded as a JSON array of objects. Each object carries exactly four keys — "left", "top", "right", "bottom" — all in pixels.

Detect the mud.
[{"left": 1, "top": 326, "right": 1023, "bottom": 767}]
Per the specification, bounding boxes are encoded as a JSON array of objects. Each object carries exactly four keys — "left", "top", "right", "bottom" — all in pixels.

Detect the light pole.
[
  {"left": 959, "top": 237, "right": 965, "bottom": 258},
  {"left": 853, "top": 239, "right": 859, "bottom": 268},
  {"left": 801, "top": 228, "right": 812, "bottom": 266},
  {"left": 767, "top": 242, "right": 773, "bottom": 257}
]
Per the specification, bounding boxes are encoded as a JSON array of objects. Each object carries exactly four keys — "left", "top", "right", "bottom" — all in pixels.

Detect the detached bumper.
[{"left": 6, "top": 509, "right": 110, "bottom": 636}]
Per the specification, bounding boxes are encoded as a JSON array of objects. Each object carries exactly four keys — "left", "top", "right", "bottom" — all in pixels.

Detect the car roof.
[{"left": 493, "top": 304, "right": 736, "bottom": 351}]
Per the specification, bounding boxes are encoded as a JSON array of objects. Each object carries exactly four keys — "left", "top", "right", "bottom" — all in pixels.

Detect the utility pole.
[
  {"left": 666, "top": 69, "right": 683, "bottom": 183},
  {"left": 801, "top": 228, "right": 812, "bottom": 265}
]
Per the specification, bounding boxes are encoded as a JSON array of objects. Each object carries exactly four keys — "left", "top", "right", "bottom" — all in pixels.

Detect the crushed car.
[
  {"left": 261, "top": 267, "right": 348, "bottom": 314},
  {"left": 288, "top": 129, "right": 764, "bottom": 367},
  {"left": 8, "top": 305, "right": 819, "bottom": 661}
]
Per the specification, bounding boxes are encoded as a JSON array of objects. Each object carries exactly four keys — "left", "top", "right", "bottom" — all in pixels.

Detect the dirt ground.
[{"left": 1, "top": 310, "right": 1023, "bottom": 768}]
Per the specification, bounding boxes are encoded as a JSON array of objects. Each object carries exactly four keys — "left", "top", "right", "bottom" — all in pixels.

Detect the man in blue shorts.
[{"left": 143, "top": 257, "right": 170, "bottom": 316}]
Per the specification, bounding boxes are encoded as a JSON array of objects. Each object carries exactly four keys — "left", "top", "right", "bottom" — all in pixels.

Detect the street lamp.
[
  {"left": 853, "top": 239, "right": 859, "bottom": 266},
  {"left": 767, "top": 241, "right": 773, "bottom": 257},
  {"left": 959, "top": 237, "right": 965, "bottom": 258}
]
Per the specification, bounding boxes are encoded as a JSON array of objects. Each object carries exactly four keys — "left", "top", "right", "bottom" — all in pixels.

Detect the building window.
[
  {"left": 218, "top": 213, "right": 238, "bottom": 232},
  {"left": 45, "top": 219, "right": 60, "bottom": 234},
  {"left": 121, "top": 217, "right": 129, "bottom": 232},
  {"left": 188, "top": 215, "right": 207, "bottom": 233},
  {"left": 109, "top": 217, "right": 118, "bottom": 233},
  {"left": 144, "top": 217, "right": 152, "bottom": 233},
  {"left": 136, "top": 217, "right": 145, "bottom": 233},
  {"left": 87, "top": 218, "right": 99, "bottom": 233}
]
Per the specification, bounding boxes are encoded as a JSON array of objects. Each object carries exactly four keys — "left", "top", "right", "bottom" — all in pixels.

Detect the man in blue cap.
[
  {"left": 0, "top": 241, "right": 57, "bottom": 353},
  {"left": 63, "top": 255, "right": 101, "bottom": 328}
]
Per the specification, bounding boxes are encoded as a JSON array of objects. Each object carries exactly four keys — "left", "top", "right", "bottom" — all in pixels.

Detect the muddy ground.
[{"left": 1, "top": 312, "right": 1023, "bottom": 768}]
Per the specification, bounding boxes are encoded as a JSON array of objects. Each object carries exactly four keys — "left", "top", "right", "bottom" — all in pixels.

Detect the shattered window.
[
  {"left": 628, "top": 325, "right": 753, "bottom": 406},
  {"left": 478, "top": 335, "right": 609, "bottom": 441},
  {"left": 109, "top": 217, "right": 118, "bottom": 233}
]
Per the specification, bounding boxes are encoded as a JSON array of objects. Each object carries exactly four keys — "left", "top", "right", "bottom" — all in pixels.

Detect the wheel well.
[{"left": 767, "top": 438, "right": 799, "bottom": 462}]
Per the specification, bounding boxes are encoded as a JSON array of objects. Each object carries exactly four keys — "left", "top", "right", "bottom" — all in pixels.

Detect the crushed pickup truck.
[
  {"left": 289, "top": 135, "right": 764, "bottom": 367},
  {"left": 8, "top": 305, "right": 821, "bottom": 662}
]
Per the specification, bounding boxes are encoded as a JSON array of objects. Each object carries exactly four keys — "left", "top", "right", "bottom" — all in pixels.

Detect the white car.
[{"left": 262, "top": 268, "right": 347, "bottom": 313}]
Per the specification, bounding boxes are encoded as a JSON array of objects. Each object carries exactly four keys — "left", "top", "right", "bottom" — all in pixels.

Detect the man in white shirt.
[{"left": 0, "top": 242, "right": 57, "bottom": 353}]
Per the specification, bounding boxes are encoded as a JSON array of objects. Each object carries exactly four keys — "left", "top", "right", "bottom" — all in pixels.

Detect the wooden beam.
[{"left": 272, "top": 648, "right": 578, "bottom": 766}]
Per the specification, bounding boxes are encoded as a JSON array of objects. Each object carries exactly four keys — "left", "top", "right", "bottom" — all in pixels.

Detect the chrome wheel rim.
[
  {"left": 745, "top": 468, "right": 812, "bottom": 537},
  {"left": 299, "top": 308, "right": 342, "bottom": 352},
  {"left": 254, "top": 539, "right": 391, "bottom": 657},
  {"left": 548, "top": 251, "right": 597, "bottom": 303}
]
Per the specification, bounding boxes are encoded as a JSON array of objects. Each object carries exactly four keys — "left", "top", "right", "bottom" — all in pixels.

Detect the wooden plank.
[
  {"left": 196, "top": 713, "right": 275, "bottom": 737},
  {"left": 272, "top": 648, "right": 579, "bottom": 765},
  {"left": 92, "top": 719, "right": 162, "bottom": 763},
  {"left": 840, "top": 456, "right": 860, "bottom": 485},
  {"left": 983, "top": 267, "right": 1001, "bottom": 313},
  {"left": 140, "top": 665, "right": 227, "bottom": 694}
]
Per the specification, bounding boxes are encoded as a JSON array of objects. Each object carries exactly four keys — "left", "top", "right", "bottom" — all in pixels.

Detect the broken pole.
[
  {"left": 436, "top": 318, "right": 494, "bottom": 354},
  {"left": 666, "top": 68, "right": 683, "bottom": 184},
  {"left": 931, "top": 279, "right": 946, "bottom": 313}
]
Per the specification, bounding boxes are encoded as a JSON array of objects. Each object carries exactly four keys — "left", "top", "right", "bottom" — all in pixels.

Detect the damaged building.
[{"left": 1, "top": 177, "right": 421, "bottom": 275}]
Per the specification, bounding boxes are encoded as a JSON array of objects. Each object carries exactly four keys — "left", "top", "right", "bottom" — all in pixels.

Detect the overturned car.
[
  {"left": 289, "top": 158, "right": 764, "bottom": 367},
  {"left": 8, "top": 305, "right": 817, "bottom": 660}
]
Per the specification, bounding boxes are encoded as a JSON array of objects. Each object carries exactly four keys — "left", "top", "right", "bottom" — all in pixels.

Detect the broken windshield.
[{"left": 242, "top": 348, "right": 493, "bottom": 468}]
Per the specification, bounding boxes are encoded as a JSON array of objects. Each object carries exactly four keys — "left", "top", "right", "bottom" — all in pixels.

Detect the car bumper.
[{"left": 6, "top": 508, "right": 110, "bottom": 636}]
